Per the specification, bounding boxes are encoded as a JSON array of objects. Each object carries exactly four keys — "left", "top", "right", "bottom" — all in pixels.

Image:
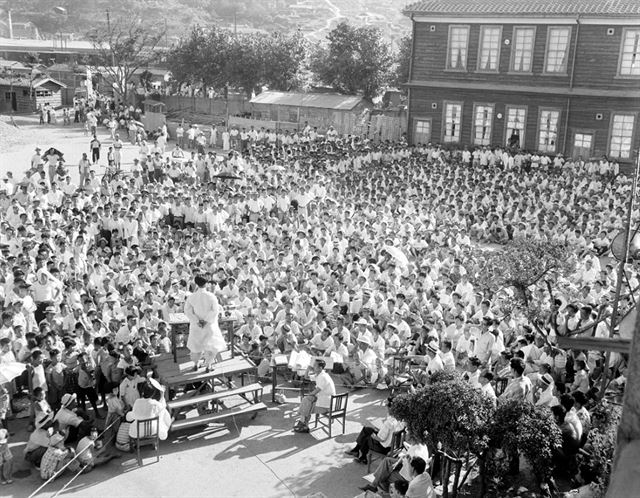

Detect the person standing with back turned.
[{"left": 184, "top": 275, "right": 226, "bottom": 372}]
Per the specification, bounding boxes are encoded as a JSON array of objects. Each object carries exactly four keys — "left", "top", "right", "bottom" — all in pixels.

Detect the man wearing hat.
[
  {"left": 184, "top": 275, "right": 226, "bottom": 372},
  {"left": 534, "top": 373, "right": 559, "bottom": 408},
  {"left": 24, "top": 411, "right": 54, "bottom": 467},
  {"left": 345, "top": 335, "right": 378, "bottom": 387},
  {"left": 54, "top": 393, "right": 89, "bottom": 443}
]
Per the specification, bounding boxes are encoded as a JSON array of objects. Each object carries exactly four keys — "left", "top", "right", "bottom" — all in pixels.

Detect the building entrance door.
[{"left": 572, "top": 131, "right": 593, "bottom": 159}]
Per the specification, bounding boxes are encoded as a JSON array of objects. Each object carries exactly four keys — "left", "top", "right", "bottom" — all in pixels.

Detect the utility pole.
[
  {"left": 8, "top": 9, "right": 13, "bottom": 39},
  {"left": 600, "top": 150, "right": 640, "bottom": 399}
]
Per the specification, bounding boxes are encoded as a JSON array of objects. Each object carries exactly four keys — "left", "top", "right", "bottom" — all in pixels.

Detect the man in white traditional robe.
[{"left": 184, "top": 275, "right": 226, "bottom": 371}]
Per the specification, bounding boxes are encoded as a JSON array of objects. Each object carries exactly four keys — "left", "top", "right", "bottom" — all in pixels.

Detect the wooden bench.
[
  {"left": 170, "top": 402, "right": 268, "bottom": 432},
  {"left": 167, "top": 383, "right": 263, "bottom": 413}
]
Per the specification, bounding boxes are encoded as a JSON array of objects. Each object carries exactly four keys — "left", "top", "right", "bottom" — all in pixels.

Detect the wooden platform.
[
  {"left": 170, "top": 402, "right": 267, "bottom": 432},
  {"left": 155, "top": 349, "right": 256, "bottom": 389}
]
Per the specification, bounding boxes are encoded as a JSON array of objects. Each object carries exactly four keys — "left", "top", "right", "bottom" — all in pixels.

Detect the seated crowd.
[{"left": 0, "top": 123, "right": 632, "bottom": 493}]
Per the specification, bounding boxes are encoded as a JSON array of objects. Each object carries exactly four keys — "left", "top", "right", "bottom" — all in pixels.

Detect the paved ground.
[
  {"left": 1, "top": 115, "right": 159, "bottom": 182},
  {"left": 6, "top": 385, "right": 388, "bottom": 498}
]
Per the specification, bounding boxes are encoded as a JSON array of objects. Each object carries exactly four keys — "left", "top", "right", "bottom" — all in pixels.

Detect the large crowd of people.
[{"left": 0, "top": 108, "right": 634, "bottom": 494}]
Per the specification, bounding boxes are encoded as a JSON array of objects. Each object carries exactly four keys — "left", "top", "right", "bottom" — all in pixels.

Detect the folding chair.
[
  {"left": 134, "top": 416, "right": 160, "bottom": 465},
  {"left": 314, "top": 392, "right": 349, "bottom": 438},
  {"left": 367, "top": 427, "right": 406, "bottom": 472}
]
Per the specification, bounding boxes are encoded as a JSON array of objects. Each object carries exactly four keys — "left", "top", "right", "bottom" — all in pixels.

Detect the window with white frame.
[
  {"left": 538, "top": 109, "right": 560, "bottom": 152},
  {"left": 473, "top": 105, "right": 493, "bottom": 145},
  {"left": 574, "top": 133, "right": 593, "bottom": 150},
  {"left": 443, "top": 103, "right": 462, "bottom": 142},
  {"left": 414, "top": 119, "right": 431, "bottom": 143},
  {"left": 478, "top": 26, "right": 501, "bottom": 71},
  {"left": 35, "top": 89, "right": 53, "bottom": 97},
  {"left": 545, "top": 27, "right": 570, "bottom": 73},
  {"left": 447, "top": 26, "right": 469, "bottom": 70},
  {"left": 619, "top": 29, "right": 640, "bottom": 76},
  {"left": 506, "top": 107, "right": 526, "bottom": 147},
  {"left": 511, "top": 27, "right": 535, "bottom": 72},
  {"left": 610, "top": 114, "right": 635, "bottom": 159}
]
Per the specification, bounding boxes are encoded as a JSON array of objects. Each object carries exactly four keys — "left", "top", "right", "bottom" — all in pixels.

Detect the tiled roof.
[
  {"left": 404, "top": 0, "right": 640, "bottom": 16},
  {"left": 250, "top": 91, "right": 365, "bottom": 110},
  {"left": 0, "top": 76, "right": 66, "bottom": 88}
]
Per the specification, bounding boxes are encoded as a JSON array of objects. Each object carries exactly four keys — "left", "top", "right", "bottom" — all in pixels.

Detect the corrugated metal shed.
[
  {"left": 404, "top": 0, "right": 640, "bottom": 16},
  {"left": 250, "top": 91, "right": 365, "bottom": 111}
]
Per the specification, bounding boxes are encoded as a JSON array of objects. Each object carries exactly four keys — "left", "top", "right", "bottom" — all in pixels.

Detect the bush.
[
  {"left": 487, "top": 400, "right": 562, "bottom": 489},
  {"left": 577, "top": 400, "right": 622, "bottom": 495},
  {"left": 517, "top": 405, "right": 562, "bottom": 483},
  {"left": 390, "top": 372, "right": 494, "bottom": 457}
]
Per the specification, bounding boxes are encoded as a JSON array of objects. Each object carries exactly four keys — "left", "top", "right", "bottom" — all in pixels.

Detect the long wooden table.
[{"left": 155, "top": 349, "right": 256, "bottom": 390}]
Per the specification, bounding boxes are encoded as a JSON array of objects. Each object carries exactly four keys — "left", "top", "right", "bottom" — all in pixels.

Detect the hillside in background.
[
  {"left": 0, "top": 0, "right": 410, "bottom": 46},
  {"left": 2, "top": 0, "right": 220, "bottom": 41}
]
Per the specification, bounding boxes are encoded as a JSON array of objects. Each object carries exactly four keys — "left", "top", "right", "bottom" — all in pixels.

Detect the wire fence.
[{"left": 28, "top": 417, "right": 120, "bottom": 498}]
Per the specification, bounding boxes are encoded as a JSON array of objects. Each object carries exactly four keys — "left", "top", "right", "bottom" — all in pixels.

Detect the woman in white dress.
[
  {"left": 209, "top": 125, "right": 217, "bottom": 147},
  {"left": 184, "top": 275, "right": 227, "bottom": 371},
  {"left": 222, "top": 128, "right": 230, "bottom": 151}
]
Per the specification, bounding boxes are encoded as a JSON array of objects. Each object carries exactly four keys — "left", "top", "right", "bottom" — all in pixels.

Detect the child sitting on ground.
[
  {"left": 104, "top": 384, "right": 125, "bottom": 444},
  {"left": 115, "top": 412, "right": 133, "bottom": 452}
]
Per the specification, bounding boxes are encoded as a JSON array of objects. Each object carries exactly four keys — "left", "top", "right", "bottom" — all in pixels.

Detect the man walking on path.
[{"left": 90, "top": 135, "right": 101, "bottom": 164}]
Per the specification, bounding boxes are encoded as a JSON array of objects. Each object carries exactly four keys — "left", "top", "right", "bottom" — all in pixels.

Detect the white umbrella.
[
  {"left": 0, "top": 362, "right": 26, "bottom": 384},
  {"left": 383, "top": 245, "right": 409, "bottom": 268},
  {"left": 268, "top": 165, "right": 286, "bottom": 172}
]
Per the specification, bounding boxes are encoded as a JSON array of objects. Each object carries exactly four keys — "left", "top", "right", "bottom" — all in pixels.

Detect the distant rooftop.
[
  {"left": 404, "top": 0, "right": 640, "bottom": 17},
  {"left": 0, "top": 37, "right": 98, "bottom": 53},
  {"left": 251, "top": 91, "right": 365, "bottom": 110},
  {"left": 0, "top": 75, "right": 66, "bottom": 88}
]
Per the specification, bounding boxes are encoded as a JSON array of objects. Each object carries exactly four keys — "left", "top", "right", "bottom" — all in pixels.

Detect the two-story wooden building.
[{"left": 403, "top": 0, "right": 640, "bottom": 163}]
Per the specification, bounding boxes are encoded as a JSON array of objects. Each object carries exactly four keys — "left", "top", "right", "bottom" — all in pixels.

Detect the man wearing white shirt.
[
  {"left": 293, "top": 359, "right": 335, "bottom": 433},
  {"left": 534, "top": 373, "right": 559, "bottom": 407}
]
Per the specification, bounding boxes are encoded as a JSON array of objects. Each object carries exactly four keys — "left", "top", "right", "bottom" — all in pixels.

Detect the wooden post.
[
  {"left": 608, "top": 299, "right": 640, "bottom": 497},
  {"left": 601, "top": 151, "right": 640, "bottom": 398}
]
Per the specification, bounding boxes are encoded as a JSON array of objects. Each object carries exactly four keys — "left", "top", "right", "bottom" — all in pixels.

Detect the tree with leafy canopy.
[
  {"left": 309, "top": 21, "right": 392, "bottom": 100},
  {"left": 259, "top": 31, "right": 307, "bottom": 92},
  {"left": 167, "top": 27, "right": 306, "bottom": 97},
  {"left": 88, "top": 18, "right": 165, "bottom": 105},
  {"left": 469, "top": 238, "right": 583, "bottom": 340},
  {"left": 393, "top": 34, "right": 412, "bottom": 90},
  {"left": 390, "top": 371, "right": 494, "bottom": 494},
  {"left": 166, "top": 25, "right": 233, "bottom": 91},
  {"left": 486, "top": 399, "right": 562, "bottom": 496},
  {"left": 391, "top": 373, "right": 563, "bottom": 497}
]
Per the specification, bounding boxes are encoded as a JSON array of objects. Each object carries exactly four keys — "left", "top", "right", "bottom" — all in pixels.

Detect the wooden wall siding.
[
  {"left": 0, "top": 85, "right": 32, "bottom": 113},
  {"left": 408, "top": 87, "right": 640, "bottom": 157},
  {"left": 250, "top": 103, "right": 372, "bottom": 136},
  {"left": 411, "top": 22, "right": 640, "bottom": 91},
  {"left": 572, "top": 25, "right": 639, "bottom": 90}
]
